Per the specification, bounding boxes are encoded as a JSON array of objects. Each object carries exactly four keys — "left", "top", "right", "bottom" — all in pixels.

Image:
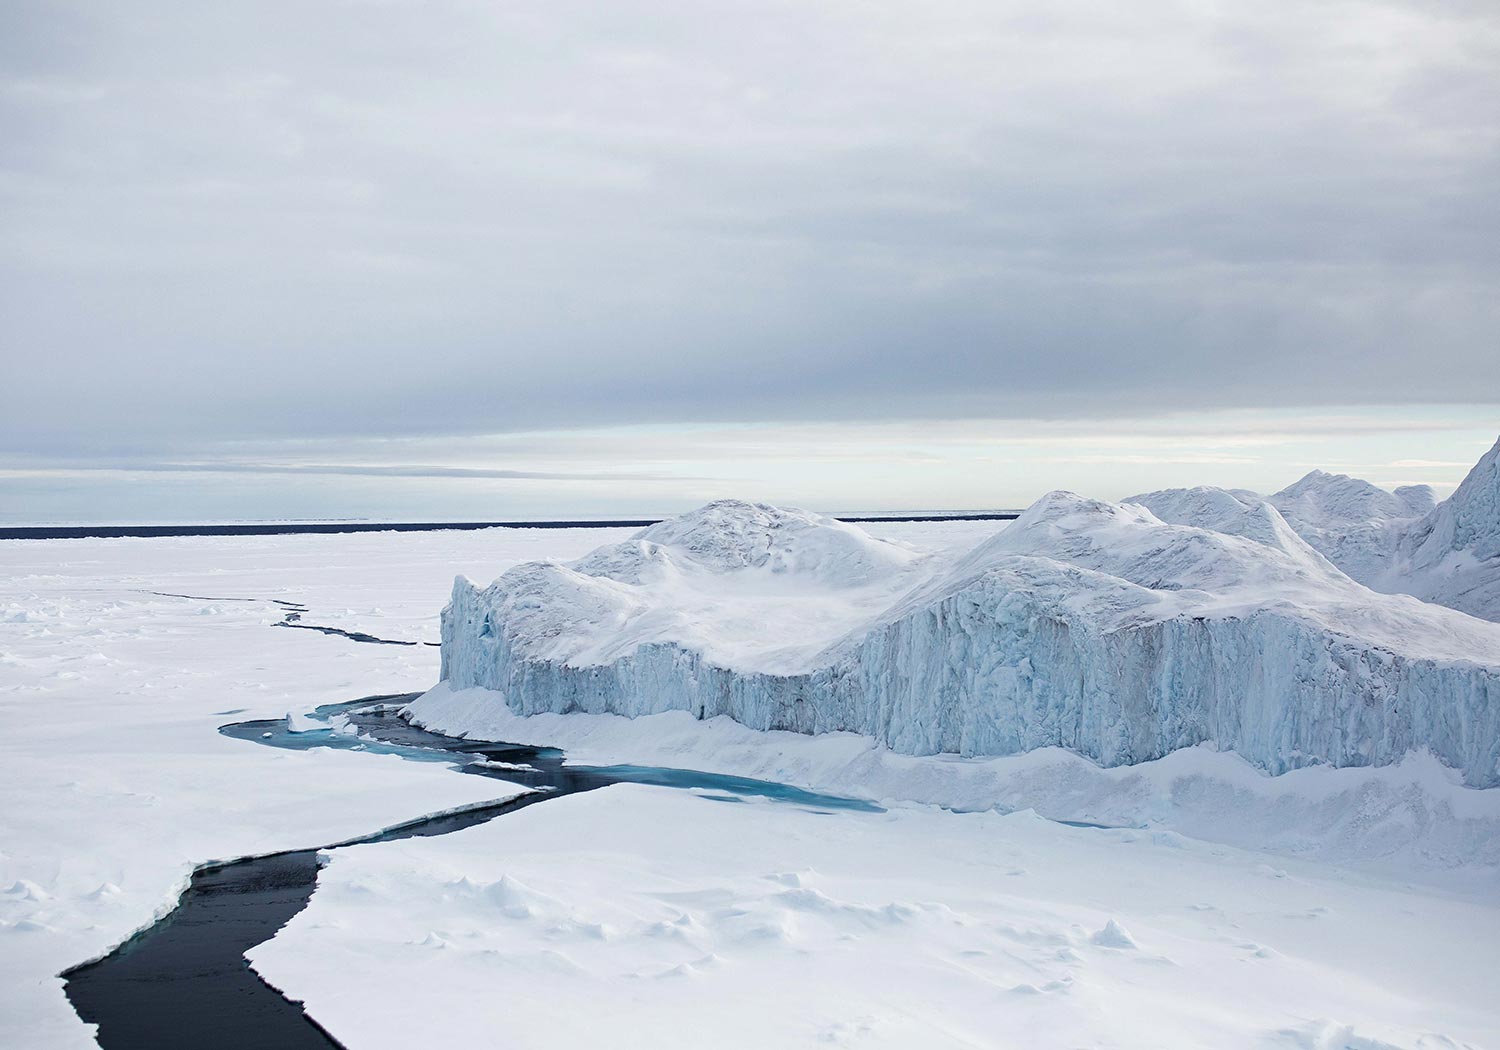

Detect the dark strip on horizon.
[{"left": 0, "top": 512, "right": 1021, "bottom": 541}]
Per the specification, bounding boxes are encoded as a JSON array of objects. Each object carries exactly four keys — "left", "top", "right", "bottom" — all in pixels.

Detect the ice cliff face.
[{"left": 440, "top": 493, "right": 1500, "bottom": 787}]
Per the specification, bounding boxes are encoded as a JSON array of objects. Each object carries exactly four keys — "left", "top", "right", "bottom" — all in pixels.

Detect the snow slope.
[
  {"left": 438, "top": 493, "right": 1500, "bottom": 787},
  {"left": 1387, "top": 436, "right": 1500, "bottom": 621}
]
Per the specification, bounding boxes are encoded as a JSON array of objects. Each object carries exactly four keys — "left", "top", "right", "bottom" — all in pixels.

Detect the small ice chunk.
[
  {"left": 1090, "top": 919, "right": 1138, "bottom": 949},
  {"left": 286, "top": 709, "right": 327, "bottom": 733}
]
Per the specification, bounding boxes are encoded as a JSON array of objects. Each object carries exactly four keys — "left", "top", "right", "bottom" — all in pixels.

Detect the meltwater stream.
[{"left": 62, "top": 693, "right": 881, "bottom": 1050}]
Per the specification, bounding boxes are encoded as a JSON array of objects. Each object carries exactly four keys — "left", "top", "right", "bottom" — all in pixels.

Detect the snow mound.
[
  {"left": 439, "top": 493, "right": 1500, "bottom": 786},
  {"left": 1395, "top": 484, "right": 1437, "bottom": 518},
  {"left": 980, "top": 489, "right": 1339, "bottom": 590},
  {"left": 441, "top": 500, "right": 926, "bottom": 675},
  {"left": 1126, "top": 485, "right": 1262, "bottom": 530},
  {"left": 585, "top": 500, "right": 920, "bottom": 587},
  {"left": 1089, "top": 919, "right": 1138, "bottom": 949}
]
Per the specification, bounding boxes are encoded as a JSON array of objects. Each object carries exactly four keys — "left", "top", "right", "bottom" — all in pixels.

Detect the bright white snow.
[{"left": 249, "top": 783, "right": 1500, "bottom": 1049}]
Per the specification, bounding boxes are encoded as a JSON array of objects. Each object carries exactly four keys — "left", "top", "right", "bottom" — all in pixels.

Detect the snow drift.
[{"left": 436, "top": 496, "right": 1500, "bottom": 787}]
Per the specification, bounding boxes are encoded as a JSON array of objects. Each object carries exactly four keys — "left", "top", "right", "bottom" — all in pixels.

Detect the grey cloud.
[
  {"left": 2, "top": 457, "right": 695, "bottom": 482},
  {"left": 2, "top": 0, "right": 1498, "bottom": 460}
]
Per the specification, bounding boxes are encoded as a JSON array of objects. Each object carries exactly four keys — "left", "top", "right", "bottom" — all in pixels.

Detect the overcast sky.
[{"left": 3, "top": 0, "right": 1497, "bottom": 521}]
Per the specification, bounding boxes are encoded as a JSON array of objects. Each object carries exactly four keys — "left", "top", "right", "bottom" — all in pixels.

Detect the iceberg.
[{"left": 437, "top": 494, "right": 1500, "bottom": 787}]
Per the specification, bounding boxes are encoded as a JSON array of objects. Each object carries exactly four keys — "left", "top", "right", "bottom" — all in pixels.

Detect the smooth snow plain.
[{"left": 3, "top": 520, "right": 1498, "bottom": 1050}]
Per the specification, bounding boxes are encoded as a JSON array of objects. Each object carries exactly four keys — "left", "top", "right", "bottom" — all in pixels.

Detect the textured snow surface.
[
  {"left": 249, "top": 784, "right": 1500, "bottom": 1050},
  {"left": 440, "top": 492, "right": 1500, "bottom": 785},
  {"left": 1268, "top": 470, "right": 1434, "bottom": 589}
]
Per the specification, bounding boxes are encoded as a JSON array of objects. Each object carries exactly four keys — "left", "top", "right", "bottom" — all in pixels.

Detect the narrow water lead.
[
  {"left": 63, "top": 693, "right": 881, "bottom": 1049},
  {"left": 63, "top": 850, "right": 338, "bottom": 1050}
]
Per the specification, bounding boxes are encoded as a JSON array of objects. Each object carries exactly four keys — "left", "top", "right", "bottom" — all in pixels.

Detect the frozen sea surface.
[{"left": 2, "top": 521, "right": 1497, "bottom": 1050}]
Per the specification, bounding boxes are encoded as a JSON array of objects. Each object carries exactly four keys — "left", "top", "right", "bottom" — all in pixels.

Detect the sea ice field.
[{"left": 2, "top": 516, "right": 1497, "bottom": 1049}]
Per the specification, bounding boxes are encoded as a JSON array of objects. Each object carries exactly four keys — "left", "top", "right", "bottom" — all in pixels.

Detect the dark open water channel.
[{"left": 62, "top": 694, "right": 880, "bottom": 1050}]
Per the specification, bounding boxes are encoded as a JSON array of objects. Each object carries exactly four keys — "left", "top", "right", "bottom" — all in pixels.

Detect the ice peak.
[
  {"left": 1011, "top": 490, "right": 1143, "bottom": 529},
  {"left": 1270, "top": 470, "right": 1414, "bottom": 527},
  {"left": 1406, "top": 434, "right": 1500, "bottom": 568}
]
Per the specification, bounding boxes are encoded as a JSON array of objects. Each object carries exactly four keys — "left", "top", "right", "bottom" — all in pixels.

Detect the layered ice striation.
[{"left": 439, "top": 496, "right": 1500, "bottom": 786}]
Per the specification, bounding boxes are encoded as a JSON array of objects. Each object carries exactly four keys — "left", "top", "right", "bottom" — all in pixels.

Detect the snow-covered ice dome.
[{"left": 441, "top": 499, "right": 928, "bottom": 675}]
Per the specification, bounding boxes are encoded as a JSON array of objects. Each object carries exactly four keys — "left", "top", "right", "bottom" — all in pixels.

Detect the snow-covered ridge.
[
  {"left": 1271, "top": 468, "right": 1423, "bottom": 528},
  {"left": 1129, "top": 435, "right": 1500, "bottom": 623},
  {"left": 437, "top": 491, "right": 1500, "bottom": 787}
]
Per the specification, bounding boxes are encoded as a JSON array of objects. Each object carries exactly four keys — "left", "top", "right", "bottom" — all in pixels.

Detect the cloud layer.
[{"left": 3, "top": 0, "right": 1498, "bottom": 461}]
